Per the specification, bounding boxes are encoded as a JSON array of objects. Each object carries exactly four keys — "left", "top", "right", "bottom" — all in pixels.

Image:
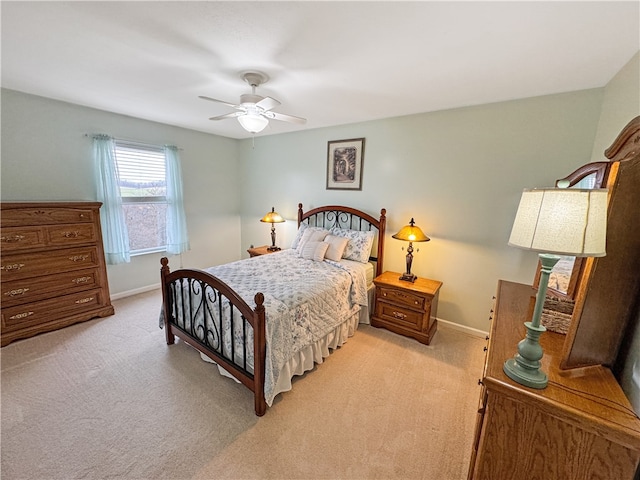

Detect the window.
[{"left": 114, "top": 140, "right": 168, "bottom": 254}]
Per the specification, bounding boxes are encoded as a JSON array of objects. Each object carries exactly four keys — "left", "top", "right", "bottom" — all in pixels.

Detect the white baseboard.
[
  {"left": 110, "top": 284, "right": 161, "bottom": 301},
  {"left": 437, "top": 317, "right": 489, "bottom": 338}
]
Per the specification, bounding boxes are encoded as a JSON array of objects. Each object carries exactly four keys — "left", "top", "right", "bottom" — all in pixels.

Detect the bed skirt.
[{"left": 201, "top": 301, "right": 371, "bottom": 406}]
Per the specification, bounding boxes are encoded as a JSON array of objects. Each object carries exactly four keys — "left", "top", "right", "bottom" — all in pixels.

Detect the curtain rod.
[{"left": 84, "top": 134, "right": 182, "bottom": 150}]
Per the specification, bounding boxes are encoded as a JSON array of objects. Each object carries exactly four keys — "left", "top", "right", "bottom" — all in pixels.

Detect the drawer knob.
[
  {"left": 9, "top": 311, "right": 34, "bottom": 320},
  {"left": 483, "top": 346, "right": 488, "bottom": 352},
  {"left": 392, "top": 311, "right": 406, "bottom": 320},
  {"left": 1, "top": 263, "right": 26, "bottom": 271},
  {"left": 1, "top": 235, "right": 26, "bottom": 243},
  {"left": 75, "top": 297, "right": 94, "bottom": 304},
  {"left": 4, "top": 288, "right": 30, "bottom": 297}
]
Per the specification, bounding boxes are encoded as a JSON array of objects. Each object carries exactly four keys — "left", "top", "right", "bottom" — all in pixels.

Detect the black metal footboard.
[{"left": 160, "top": 257, "right": 267, "bottom": 416}]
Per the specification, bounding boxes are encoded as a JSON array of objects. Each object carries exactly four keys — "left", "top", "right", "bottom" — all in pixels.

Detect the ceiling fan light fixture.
[{"left": 238, "top": 113, "right": 268, "bottom": 133}]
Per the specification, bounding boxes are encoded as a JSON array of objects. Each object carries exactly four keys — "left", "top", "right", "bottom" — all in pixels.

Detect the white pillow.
[
  {"left": 330, "top": 227, "right": 375, "bottom": 264},
  {"left": 323, "top": 235, "right": 349, "bottom": 262},
  {"left": 299, "top": 241, "right": 329, "bottom": 262},
  {"left": 297, "top": 228, "right": 329, "bottom": 254},
  {"left": 290, "top": 223, "right": 309, "bottom": 249}
]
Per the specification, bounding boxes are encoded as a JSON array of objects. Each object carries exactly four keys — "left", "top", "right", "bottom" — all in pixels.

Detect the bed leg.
[
  {"left": 255, "top": 394, "right": 267, "bottom": 417},
  {"left": 160, "top": 257, "right": 175, "bottom": 345},
  {"left": 253, "top": 292, "right": 267, "bottom": 416}
]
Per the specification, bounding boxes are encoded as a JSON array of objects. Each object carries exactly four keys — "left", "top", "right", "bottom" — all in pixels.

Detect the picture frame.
[{"left": 326, "top": 138, "right": 365, "bottom": 190}]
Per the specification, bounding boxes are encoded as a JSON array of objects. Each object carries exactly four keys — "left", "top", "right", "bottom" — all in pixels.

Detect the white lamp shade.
[
  {"left": 237, "top": 114, "right": 268, "bottom": 133},
  {"left": 508, "top": 188, "right": 608, "bottom": 257}
]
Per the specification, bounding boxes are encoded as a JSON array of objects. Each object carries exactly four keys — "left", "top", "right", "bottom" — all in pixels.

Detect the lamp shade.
[
  {"left": 508, "top": 188, "right": 607, "bottom": 257},
  {"left": 392, "top": 218, "right": 430, "bottom": 242},
  {"left": 260, "top": 207, "right": 285, "bottom": 224},
  {"left": 238, "top": 114, "right": 268, "bottom": 133}
]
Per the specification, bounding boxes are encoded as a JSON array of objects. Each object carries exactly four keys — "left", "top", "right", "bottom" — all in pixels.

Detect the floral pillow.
[{"left": 330, "top": 227, "right": 375, "bottom": 264}]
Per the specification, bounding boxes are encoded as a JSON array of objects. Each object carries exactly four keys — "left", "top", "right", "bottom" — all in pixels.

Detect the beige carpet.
[{"left": 1, "top": 289, "right": 486, "bottom": 480}]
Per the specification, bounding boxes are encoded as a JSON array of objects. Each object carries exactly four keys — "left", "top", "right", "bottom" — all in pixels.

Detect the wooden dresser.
[
  {"left": 1, "top": 202, "right": 114, "bottom": 346},
  {"left": 468, "top": 280, "right": 640, "bottom": 480}
]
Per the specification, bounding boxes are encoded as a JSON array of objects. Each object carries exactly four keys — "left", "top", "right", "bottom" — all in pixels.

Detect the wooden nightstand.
[
  {"left": 371, "top": 271, "right": 442, "bottom": 345},
  {"left": 247, "top": 245, "right": 280, "bottom": 257}
]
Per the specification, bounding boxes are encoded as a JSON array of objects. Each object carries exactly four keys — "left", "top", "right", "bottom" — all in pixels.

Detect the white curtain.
[
  {"left": 93, "top": 135, "right": 131, "bottom": 264},
  {"left": 164, "top": 145, "right": 190, "bottom": 255}
]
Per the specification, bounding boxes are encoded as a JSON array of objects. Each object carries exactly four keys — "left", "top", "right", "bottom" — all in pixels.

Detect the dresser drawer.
[
  {"left": 377, "top": 286, "right": 426, "bottom": 311},
  {"left": 46, "top": 223, "right": 97, "bottom": 246},
  {"left": 0, "top": 226, "right": 47, "bottom": 251},
  {"left": 1, "top": 268, "right": 100, "bottom": 307},
  {"left": 376, "top": 301, "right": 424, "bottom": 328},
  {"left": 1, "top": 288, "right": 106, "bottom": 332},
  {"left": 1, "top": 246, "right": 100, "bottom": 281},
  {"left": 1, "top": 206, "right": 95, "bottom": 227}
]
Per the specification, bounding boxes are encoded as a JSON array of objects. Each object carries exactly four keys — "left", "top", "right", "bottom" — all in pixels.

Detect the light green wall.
[
  {"left": 0, "top": 88, "right": 241, "bottom": 296},
  {"left": 3, "top": 82, "right": 630, "bottom": 332},
  {"left": 591, "top": 51, "right": 640, "bottom": 161},
  {"left": 238, "top": 90, "right": 604, "bottom": 332}
]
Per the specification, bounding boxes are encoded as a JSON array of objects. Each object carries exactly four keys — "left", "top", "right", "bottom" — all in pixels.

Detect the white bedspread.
[{"left": 193, "top": 249, "right": 369, "bottom": 406}]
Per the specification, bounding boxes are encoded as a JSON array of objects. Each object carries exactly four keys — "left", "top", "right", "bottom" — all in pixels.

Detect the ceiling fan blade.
[
  {"left": 209, "top": 112, "right": 244, "bottom": 121},
  {"left": 264, "top": 111, "right": 307, "bottom": 124},
  {"left": 199, "top": 95, "right": 238, "bottom": 108},
  {"left": 256, "top": 96, "right": 281, "bottom": 112}
]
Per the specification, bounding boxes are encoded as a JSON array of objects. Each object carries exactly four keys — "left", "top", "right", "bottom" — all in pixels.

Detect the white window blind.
[{"left": 113, "top": 140, "right": 168, "bottom": 254}]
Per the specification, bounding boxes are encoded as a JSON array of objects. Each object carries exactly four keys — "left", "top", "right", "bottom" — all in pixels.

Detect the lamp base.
[
  {"left": 503, "top": 357, "right": 548, "bottom": 389},
  {"left": 399, "top": 273, "right": 417, "bottom": 282},
  {"left": 267, "top": 246, "right": 281, "bottom": 252}
]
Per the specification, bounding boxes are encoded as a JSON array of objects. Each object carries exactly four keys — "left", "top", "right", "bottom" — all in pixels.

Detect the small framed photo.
[{"left": 326, "top": 138, "right": 365, "bottom": 190}]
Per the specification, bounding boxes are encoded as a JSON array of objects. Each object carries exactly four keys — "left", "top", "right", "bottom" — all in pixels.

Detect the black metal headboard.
[{"left": 297, "top": 203, "right": 387, "bottom": 277}]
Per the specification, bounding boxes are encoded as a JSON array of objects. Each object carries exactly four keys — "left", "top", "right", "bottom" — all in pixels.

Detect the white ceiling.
[{"left": 2, "top": 1, "right": 639, "bottom": 140}]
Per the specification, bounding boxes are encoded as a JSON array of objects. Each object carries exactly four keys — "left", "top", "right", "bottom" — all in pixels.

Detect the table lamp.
[
  {"left": 260, "top": 207, "right": 285, "bottom": 251},
  {"left": 504, "top": 188, "right": 608, "bottom": 389},
  {"left": 392, "top": 218, "right": 430, "bottom": 282}
]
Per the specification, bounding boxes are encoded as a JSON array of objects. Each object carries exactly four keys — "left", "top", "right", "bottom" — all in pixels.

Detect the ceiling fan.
[{"left": 199, "top": 72, "right": 307, "bottom": 134}]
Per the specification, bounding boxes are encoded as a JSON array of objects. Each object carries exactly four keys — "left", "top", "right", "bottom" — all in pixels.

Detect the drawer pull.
[
  {"left": 75, "top": 297, "right": 94, "bottom": 304},
  {"left": 9, "top": 311, "right": 34, "bottom": 320},
  {"left": 392, "top": 311, "right": 407, "bottom": 320},
  {"left": 4, "top": 288, "right": 30, "bottom": 297},
  {"left": 1, "top": 263, "right": 26, "bottom": 271},
  {"left": 1, "top": 234, "right": 26, "bottom": 243},
  {"left": 72, "top": 276, "right": 92, "bottom": 284},
  {"left": 62, "top": 231, "right": 81, "bottom": 238},
  {"left": 69, "top": 254, "right": 90, "bottom": 262}
]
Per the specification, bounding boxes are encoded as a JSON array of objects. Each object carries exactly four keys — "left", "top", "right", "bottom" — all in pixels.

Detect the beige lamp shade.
[
  {"left": 508, "top": 188, "right": 607, "bottom": 257},
  {"left": 260, "top": 207, "right": 285, "bottom": 224},
  {"left": 392, "top": 218, "right": 430, "bottom": 242}
]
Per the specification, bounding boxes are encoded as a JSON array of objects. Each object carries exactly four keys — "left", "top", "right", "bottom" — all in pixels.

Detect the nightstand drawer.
[
  {"left": 378, "top": 286, "right": 426, "bottom": 311},
  {"left": 376, "top": 302, "right": 423, "bottom": 328}
]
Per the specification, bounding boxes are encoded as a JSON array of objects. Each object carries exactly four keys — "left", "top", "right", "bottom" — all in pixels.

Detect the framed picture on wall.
[{"left": 326, "top": 138, "right": 365, "bottom": 190}]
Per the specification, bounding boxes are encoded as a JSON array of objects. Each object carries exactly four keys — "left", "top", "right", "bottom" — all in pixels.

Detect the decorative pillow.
[
  {"left": 330, "top": 227, "right": 375, "bottom": 264},
  {"left": 299, "top": 241, "right": 329, "bottom": 262},
  {"left": 296, "top": 227, "right": 329, "bottom": 254},
  {"left": 323, "top": 235, "right": 349, "bottom": 262}
]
